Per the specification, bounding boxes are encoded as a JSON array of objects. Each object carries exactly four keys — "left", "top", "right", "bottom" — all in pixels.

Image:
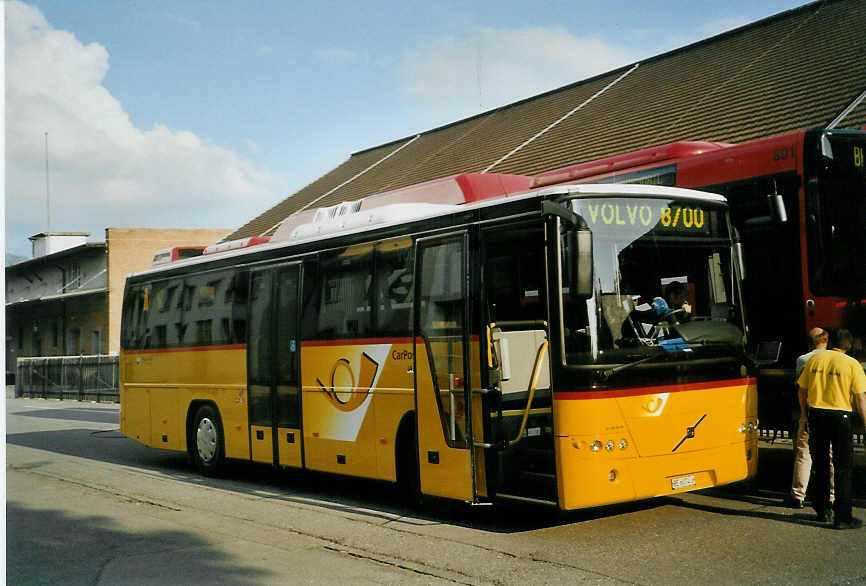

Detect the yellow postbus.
[{"left": 120, "top": 179, "right": 758, "bottom": 509}]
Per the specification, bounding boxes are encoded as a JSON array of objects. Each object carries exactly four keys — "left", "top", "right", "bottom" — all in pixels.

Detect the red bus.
[{"left": 533, "top": 128, "right": 866, "bottom": 428}]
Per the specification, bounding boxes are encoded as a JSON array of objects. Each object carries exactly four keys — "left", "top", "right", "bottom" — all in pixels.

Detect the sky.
[{"left": 3, "top": 0, "right": 811, "bottom": 258}]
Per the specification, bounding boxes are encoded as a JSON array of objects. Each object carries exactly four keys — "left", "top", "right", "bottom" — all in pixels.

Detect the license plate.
[{"left": 671, "top": 475, "right": 697, "bottom": 490}]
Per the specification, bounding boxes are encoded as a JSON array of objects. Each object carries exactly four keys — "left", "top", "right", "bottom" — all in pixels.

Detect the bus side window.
[
  {"left": 300, "top": 260, "right": 319, "bottom": 342},
  {"left": 230, "top": 272, "right": 249, "bottom": 344},
  {"left": 316, "top": 245, "right": 373, "bottom": 340},
  {"left": 483, "top": 225, "right": 545, "bottom": 323},
  {"left": 376, "top": 238, "right": 413, "bottom": 338},
  {"left": 121, "top": 285, "right": 141, "bottom": 350}
]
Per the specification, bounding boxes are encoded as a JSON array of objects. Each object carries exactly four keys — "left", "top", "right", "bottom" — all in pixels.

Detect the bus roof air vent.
[{"left": 203, "top": 236, "right": 271, "bottom": 256}]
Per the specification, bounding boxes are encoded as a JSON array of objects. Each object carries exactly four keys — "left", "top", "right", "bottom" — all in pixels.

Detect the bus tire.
[
  {"left": 395, "top": 414, "right": 420, "bottom": 505},
  {"left": 190, "top": 404, "right": 224, "bottom": 476}
]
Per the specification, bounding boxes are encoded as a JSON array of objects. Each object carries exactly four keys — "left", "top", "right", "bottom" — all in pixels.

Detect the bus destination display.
[{"left": 578, "top": 200, "right": 712, "bottom": 235}]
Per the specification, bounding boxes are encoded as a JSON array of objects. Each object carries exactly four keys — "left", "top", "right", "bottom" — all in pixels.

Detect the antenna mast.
[{"left": 44, "top": 131, "right": 51, "bottom": 234}]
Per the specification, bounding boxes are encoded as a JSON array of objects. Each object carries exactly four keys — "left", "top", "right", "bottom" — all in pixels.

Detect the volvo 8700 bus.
[{"left": 120, "top": 179, "right": 757, "bottom": 508}]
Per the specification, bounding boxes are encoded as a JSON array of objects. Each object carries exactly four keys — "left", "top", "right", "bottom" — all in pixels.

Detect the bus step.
[
  {"left": 520, "top": 470, "right": 556, "bottom": 481},
  {"left": 496, "top": 492, "right": 558, "bottom": 507}
]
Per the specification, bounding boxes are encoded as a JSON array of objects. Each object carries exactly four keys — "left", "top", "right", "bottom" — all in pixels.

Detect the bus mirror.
[
  {"left": 752, "top": 340, "right": 782, "bottom": 367},
  {"left": 734, "top": 242, "right": 746, "bottom": 281},
  {"left": 574, "top": 227, "right": 594, "bottom": 299},
  {"left": 767, "top": 194, "right": 788, "bottom": 224}
]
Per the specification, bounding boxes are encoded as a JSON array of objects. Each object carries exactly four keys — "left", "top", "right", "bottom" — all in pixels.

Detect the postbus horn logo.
[{"left": 317, "top": 352, "right": 379, "bottom": 412}]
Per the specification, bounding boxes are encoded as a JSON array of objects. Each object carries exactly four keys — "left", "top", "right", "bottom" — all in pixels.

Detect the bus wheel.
[{"left": 191, "top": 404, "right": 224, "bottom": 476}]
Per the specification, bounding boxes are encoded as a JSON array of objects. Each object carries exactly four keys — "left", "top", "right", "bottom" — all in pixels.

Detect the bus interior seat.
[{"left": 601, "top": 293, "right": 635, "bottom": 344}]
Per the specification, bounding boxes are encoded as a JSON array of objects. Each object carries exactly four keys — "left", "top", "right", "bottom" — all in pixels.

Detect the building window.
[
  {"left": 92, "top": 330, "right": 101, "bottom": 355},
  {"left": 51, "top": 322, "right": 59, "bottom": 348},
  {"left": 68, "top": 263, "right": 81, "bottom": 290},
  {"left": 196, "top": 320, "right": 212, "bottom": 345}
]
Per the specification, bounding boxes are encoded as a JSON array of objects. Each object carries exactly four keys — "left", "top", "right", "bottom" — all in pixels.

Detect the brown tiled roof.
[{"left": 226, "top": 0, "right": 866, "bottom": 241}]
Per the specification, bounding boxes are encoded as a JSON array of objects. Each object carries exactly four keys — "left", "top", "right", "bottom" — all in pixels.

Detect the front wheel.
[{"left": 190, "top": 404, "right": 224, "bottom": 476}]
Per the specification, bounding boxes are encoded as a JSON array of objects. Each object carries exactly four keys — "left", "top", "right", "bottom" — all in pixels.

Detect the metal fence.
[{"left": 16, "top": 355, "right": 119, "bottom": 402}]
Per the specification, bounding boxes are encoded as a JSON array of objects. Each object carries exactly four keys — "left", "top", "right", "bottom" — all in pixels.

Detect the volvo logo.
[{"left": 672, "top": 414, "right": 707, "bottom": 452}]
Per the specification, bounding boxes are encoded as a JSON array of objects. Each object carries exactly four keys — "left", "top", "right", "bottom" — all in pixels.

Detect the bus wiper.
[
  {"left": 601, "top": 351, "right": 666, "bottom": 380},
  {"left": 601, "top": 342, "right": 695, "bottom": 380}
]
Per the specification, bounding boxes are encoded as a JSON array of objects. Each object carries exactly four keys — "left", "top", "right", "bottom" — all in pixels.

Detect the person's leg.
[
  {"left": 830, "top": 412, "right": 854, "bottom": 524},
  {"left": 790, "top": 418, "right": 811, "bottom": 504},
  {"left": 808, "top": 411, "right": 832, "bottom": 520}
]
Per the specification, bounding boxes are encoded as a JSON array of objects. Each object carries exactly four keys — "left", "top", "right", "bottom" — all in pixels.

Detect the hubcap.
[{"left": 196, "top": 417, "right": 217, "bottom": 463}]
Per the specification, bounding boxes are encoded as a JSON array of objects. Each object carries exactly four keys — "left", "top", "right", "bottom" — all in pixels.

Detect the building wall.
[
  {"left": 6, "top": 292, "right": 107, "bottom": 365},
  {"left": 6, "top": 247, "right": 107, "bottom": 305},
  {"left": 105, "top": 228, "right": 229, "bottom": 354},
  {"left": 6, "top": 246, "right": 108, "bottom": 372}
]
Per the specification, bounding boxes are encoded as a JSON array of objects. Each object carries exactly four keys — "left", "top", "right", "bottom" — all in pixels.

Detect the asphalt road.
[{"left": 6, "top": 396, "right": 866, "bottom": 585}]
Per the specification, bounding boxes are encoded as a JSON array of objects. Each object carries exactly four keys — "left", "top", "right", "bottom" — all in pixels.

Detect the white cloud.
[
  {"left": 397, "top": 25, "right": 639, "bottom": 122},
  {"left": 4, "top": 1, "right": 280, "bottom": 254}
]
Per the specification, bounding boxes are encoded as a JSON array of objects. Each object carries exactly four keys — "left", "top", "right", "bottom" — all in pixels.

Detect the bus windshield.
[
  {"left": 807, "top": 131, "right": 866, "bottom": 299},
  {"left": 562, "top": 197, "right": 745, "bottom": 366}
]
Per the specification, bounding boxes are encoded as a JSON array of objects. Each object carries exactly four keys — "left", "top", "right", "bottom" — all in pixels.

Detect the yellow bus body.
[
  {"left": 554, "top": 378, "right": 758, "bottom": 509},
  {"left": 121, "top": 338, "right": 756, "bottom": 510},
  {"left": 120, "top": 345, "right": 250, "bottom": 459}
]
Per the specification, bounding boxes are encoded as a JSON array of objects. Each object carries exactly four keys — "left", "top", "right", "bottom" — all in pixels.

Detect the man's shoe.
[
  {"left": 783, "top": 495, "right": 804, "bottom": 509},
  {"left": 816, "top": 510, "right": 834, "bottom": 524},
  {"left": 833, "top": 517, "right": 863, "bottom": 530}
]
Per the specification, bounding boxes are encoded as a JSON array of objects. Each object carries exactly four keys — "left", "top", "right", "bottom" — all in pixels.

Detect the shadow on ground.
[{"left": 6, "top": 501, "right": 276, "bottom": 585}]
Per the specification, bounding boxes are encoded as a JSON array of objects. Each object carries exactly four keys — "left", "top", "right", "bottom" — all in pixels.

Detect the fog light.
[
  {"left": 608, "top": 469, "right": 618, "bottom": 482},
  {"left": 605, "top": 440, "right": 615, "bottom": 452},
  {"left": 738, "top": 424, "right": 746, "bottom": 433},
  {"left": 618, "top": 438, "right": 628, "bottom": 450},
  {"left": 590, "top": 440, "right": 602, "bottom": 452}
]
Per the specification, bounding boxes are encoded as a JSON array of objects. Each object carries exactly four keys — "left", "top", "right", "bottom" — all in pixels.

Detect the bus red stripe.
[
  {"left": 301, "top": 338, "right": 414, "bottom": 347},
  {"left": 554, "top": 377, "right": 755, "bottom": 400},
  {"left": 302, "top": 335, "right": 480, "bottom": 347}
]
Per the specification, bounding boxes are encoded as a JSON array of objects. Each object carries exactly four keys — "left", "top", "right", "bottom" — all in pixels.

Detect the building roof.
[
  {"left": 5, "top": 243, "right": 106, "bottom": 271},
  {"left": 5, "top": 287, "right": 108, "bottom": 310},
  {"left": 28, "top": 232, "right": 90, "bottom": 239},
  {"left": 226, "top": 0, "right": 866, "bottom": 241}
]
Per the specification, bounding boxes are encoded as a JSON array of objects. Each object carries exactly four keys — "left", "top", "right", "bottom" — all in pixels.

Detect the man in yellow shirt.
[
  {"left": 786, "top": 327, "right": 830, "bottom": 509},
  {"left": 797, "top": 328, "right": 866, "bottom": 529}
]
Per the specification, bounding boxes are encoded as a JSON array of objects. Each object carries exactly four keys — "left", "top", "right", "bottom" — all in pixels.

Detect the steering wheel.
[{"left": 654, "top": 308, "right": 686, "bottom": 325}]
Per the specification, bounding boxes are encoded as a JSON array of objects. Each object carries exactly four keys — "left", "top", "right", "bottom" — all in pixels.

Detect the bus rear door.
[{"left": 248, "top": 264, "right": 303, "bottom": 468}]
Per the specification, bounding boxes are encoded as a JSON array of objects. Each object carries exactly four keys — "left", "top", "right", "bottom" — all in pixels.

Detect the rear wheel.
[{"left": 191, "top": 404, "right": 224, "bottom": 476}]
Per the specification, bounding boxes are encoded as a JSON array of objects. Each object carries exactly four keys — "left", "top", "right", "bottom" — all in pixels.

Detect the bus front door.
[
  {"left": 414, "top": 233, "right": 477, "bottom": 501},
  {"left": 248, "top": 264, "right": 303, "bottom": 468}
]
